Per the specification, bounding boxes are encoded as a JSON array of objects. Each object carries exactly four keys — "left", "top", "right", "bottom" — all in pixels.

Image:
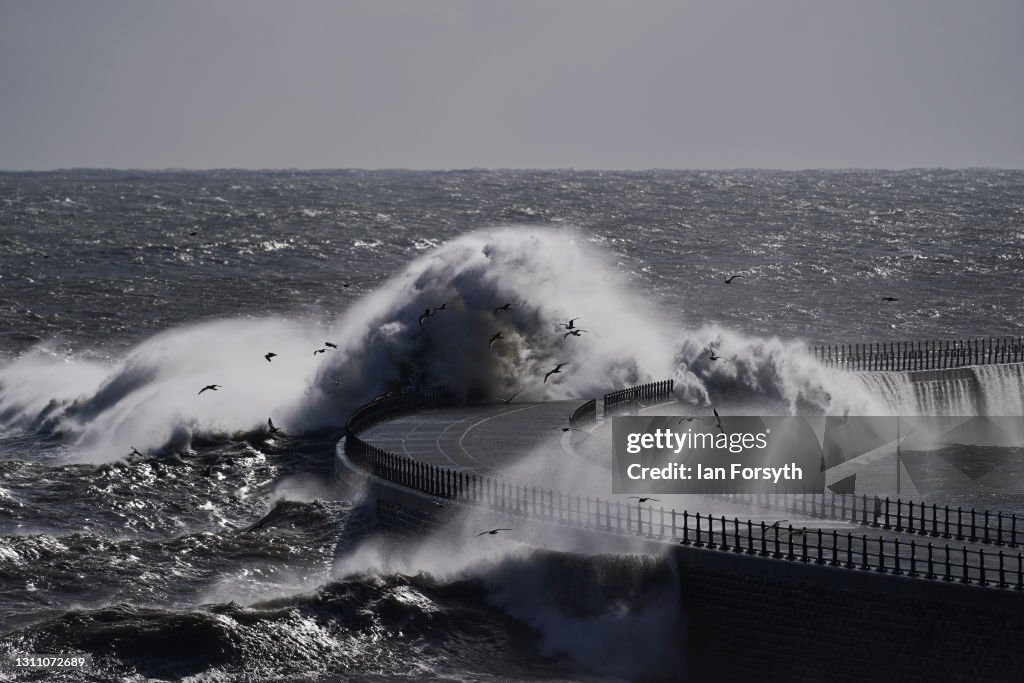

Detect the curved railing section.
[
  {"left": 568, "top": 398, "right": 597, "bottom": 429},
  {"left": 340, "top": 384, "right": 1023, "bottom": 591},
  {"left": 813, "top": 337, "right": 1024, "bottom": 372},
  {"left": 603, "top": 379, "right": 675, "bottom": 417}
]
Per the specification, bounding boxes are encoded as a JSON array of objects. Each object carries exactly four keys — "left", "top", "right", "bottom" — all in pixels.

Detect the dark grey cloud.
[{"left": 1, "top": 0, "right": 1022, "bottom": 169}]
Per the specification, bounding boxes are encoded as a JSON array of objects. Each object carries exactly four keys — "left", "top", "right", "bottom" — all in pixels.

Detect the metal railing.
[
  {"left": 813, "top": 337, "right": 1024, "bottom": 371},
  {"left": 714, "top": 491, "right": 1023, "bottom": 549},
  {"left": 568, "top": 398, "right": 597, "bottom": 429},
  {"left": 342, "top": 385, "right": 1020, "bottom": 591},
  {"left": 603, "top": 379, "right": 675, "bottom": 417}
]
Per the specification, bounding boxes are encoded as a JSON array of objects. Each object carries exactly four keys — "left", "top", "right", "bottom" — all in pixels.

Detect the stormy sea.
[{"left": 1, "top": 168, "right": 1023, "bottom": 681}]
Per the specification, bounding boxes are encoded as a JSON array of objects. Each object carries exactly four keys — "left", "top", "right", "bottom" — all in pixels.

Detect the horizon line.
[{"left": 1, "top": 165, "right": 1022, "bottom": 174}]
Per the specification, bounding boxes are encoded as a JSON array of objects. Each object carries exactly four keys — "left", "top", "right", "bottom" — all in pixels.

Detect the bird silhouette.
[
  {"left": 544, "top": 363, "right": 570, "bottom": 383},
  {"left": 628, "top": 496, "right": 660, "bottom": 503},
  {"left": 713, "top": 408, "right": 724, "bottom": 433},
  {"left": 198, "top": 384, "right": 221, "bottom": 395},
  {"left": 495, "top": 389, "right": 522, "bottom": 404},
  {"left": 264, "top": 352, "right": 277, "bottom": 362},
  {"left": 267, "top": 418, "right": 281, "bottom": 435},
  {"left": 432, "top": 303, "right": 448, "bottom": 313},
  {"left": 488, "top": 332, "right": 504, "bottom": 349},
  {"left": 881, "top": 296, "right": 899, "bottom": 302},
  {"left": 129, "top": 447, "right": 145, "bottom": 458},
  {"left": 552, "top": 426, "right": 585, "bottom": 433},
  {"left": 563, "top": 329, "right": 588, "bottom": 341},
  {"left": 418, "top": 308, "right": 434, "bottom": 326},
  {"left": 313, "top": 348, "right": 327, "bottom": 356},
  {"left": 724, "top": 275, "right": 744, "bottom": 284},
  {"left": 493, "top": 303, "right": 512, "bottom": 314},
  {"left": 324, "top": 341, "right": 338, "bottom": 349},
  {"left": 559, "top": 317, "right": 581, "bottom": 330},
  {"left": 768, "top": 520, "right": 789, "bottom": 529},
  {"left": 476, "top": 528, "right": 513, "bottom": 537},
  {"left": 708, "top": 350, "right": 721, "bottom": 361}
]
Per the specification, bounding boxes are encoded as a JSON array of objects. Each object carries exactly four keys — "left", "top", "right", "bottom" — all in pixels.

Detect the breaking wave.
[{"left": 1, "top": 227, "right": 1015, "bottom": 462}]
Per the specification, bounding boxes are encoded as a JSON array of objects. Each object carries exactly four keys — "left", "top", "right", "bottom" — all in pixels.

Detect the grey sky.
[{"left": 2, "top": 0, "right": 1022, "bottom": 170}]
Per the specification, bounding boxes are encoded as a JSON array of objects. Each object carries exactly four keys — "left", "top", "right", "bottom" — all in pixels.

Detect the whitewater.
[{"left": 1, "top": 168, "right": 1023, "bottom": 681}]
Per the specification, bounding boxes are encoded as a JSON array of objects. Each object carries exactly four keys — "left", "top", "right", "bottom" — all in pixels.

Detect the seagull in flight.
[
  {"left": 494, "top": 303, "right": 512, "bottom": 315},
  {"left": 418, "top": 307, "right": 434, "bottom": 326},
  {"left": 558, "top": 317, "right": 581, "bottom": 330},
  {"left": 724, "top": 274, "right": 744, "bottom": 284},
  {"left": 488, "top": 332, "right": 504, "bottom": 349},
  {"left": 708, "top": 350, "right": 721, "bottom": 361},
  {"left": 881, "top": 296, "right": 899, "bottom": 302},
  {"left": 198, "top": 384, "right": 221, "bottom": 395},
  {"left": 628, "top": 497, "right": 660, "bottom": 503},
  {"left": 552, "top": 426, "right": 585, "bottom": 433},
  {"left": 129, "top": 447, "right": 145, "bottom": 458},
  {"left": 562, "top": 329, "right": 588, "bottom": 341},
  {"left": 713, "top": 408, "right": 724, "bottom": 433},
  {"left": 495, "top": 389, "right": 522, "bottom": 404},
  {"left": 476, "top": 528, "right": 513, "bottom": 537},
  {"left": 324, "top": 341, "right": 338, "bottom": 349},
  {"left": 544, "top": 363, "right": 570, "bottom": 383},
  {"left": 768, "top": 520, "right": 789, "bottom": 529},
  {"left": 313, "top": 348, "right": 327, "bottom": 356},
  {"left": 432, "top": 303, "right": 448, "bottom": 313},
  {"left": 267, "top": 418, "right": 282, "bottom": 435},
  {"left": 264, "top": 352, "right": 277, "bottom": 362}
]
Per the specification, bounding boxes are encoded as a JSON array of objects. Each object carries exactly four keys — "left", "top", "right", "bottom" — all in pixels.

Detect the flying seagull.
[
  {"left": 724, "top": 275, "right": 744, "bottom": 284},
  {"left": 495, "top": 389, "right": 522, "bottom": 404},
  {"left": 628, "top": 497, "right": 660, "bottom": 503},
  {"left": 769, "top": 520, "right": 789, "bottom": 529},
  {"left": 708, "top": 350, "right": 721, "bottom": 361},
  {"left": 267, "top": 418, "right": 281, "bottom": 435},
  {"left": 476, "top": 528, "right": 513, "bottom": 537},
  {"left": 264, "top": 352, "right": 277, "bottom": 362},
  {"left": 418, "top": 308, "right": 434, "bottom": 326},
  {"left": 552, "top": 426, "right": 585, "bottom": 433},
  {"left": 544, "top": 363, "right": 570, "bottom": 383},
  {"left": 713, "top": 408, "right": 724, "bottom": 433},
  {"left": 494, "top": 303, "right": 512, "bottom": 314},
  {"left": 198, "top": 384, "right": 221, "bottom": 395},
  {"left": 324, "top": 341, "right": 338, "bottom": 349},
  {"left": 881, "top": 296, "right": 899, "bottom": 302},
  {"left": 563, "top": 329, "right": 588, "bottom": 341},
  {"left": 129, "top": 447, "right": 145, "bottom": 458},
  {"left": 559, "top": 317, "right": 581, "bottom": 330},
  {"left": 432, "top": 303, "right": 448, "bottom": 313},
  {"left": 313, "top": 348, "right": 327, "bottom": 356},
  {"left": 488, "top": 332, "right": 504, "bottom": 349}
]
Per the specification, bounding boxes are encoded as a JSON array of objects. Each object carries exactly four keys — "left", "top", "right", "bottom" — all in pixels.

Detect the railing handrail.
[
  {"left": 569, "top": 398, "right": 597, "bottom": 428},
  {"left": 813, "top": 336, "right": 1024, "bottom": 372},
  {"left": 341, "top": 383, "right": 1016, "bottom": 591},
  {"left": 603, "top": 379, "right": 675, "bottom": 417}
]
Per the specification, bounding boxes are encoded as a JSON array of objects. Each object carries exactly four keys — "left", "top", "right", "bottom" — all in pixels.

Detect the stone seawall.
[{"left": 674, "top": 545, "right": 1024, "bottom": 682}]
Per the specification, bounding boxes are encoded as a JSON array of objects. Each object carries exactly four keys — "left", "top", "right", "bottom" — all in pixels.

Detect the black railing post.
[
  {"left": 944, "top": 545, "right": 952, "bottom": 581},
  {"left": 759, "top": 522, "right": 767, "bottom": 557},
  {"left": 682, "top": 511, "right": 689, "bottom": 544},
  {"left": 747, "top": 520, "right": 755, "bottom": 554},
  {"left": 694, "top": 512, "right": 703, "bottom": 547},
  {"left": 970, "top": 508, "right": 978, "bottom": 543},
  {"left": 999, "top": 551, "right": 1007, "bottom": 589},
  {"left": 979, "top": 549, "right": 988, "bottom": 586},
  {"left": 733, "top": 518, "right": 742, "bottom": 553},
  {"left": 861, "top": 534, "right": 870, "bottom": 570},
  {"left": 846, "top": 532, "right": 855, "bottom": 568},
  {"left": 787, "top": 526, "right": 796, "bottom": 560},
  {"left": 877, "top": 537, "right": 887, "bottom": 573},
  {"left": 927, "top": 543, "right": 935, "bottom": 580},
  {"left": 956, "top": 507, "right": 963, "bottom": 540},
  {"left": 961, "top": 547, "right": 971, "bottom": 584}
]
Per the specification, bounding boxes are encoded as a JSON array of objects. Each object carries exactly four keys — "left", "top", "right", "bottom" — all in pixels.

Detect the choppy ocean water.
[{"left": 1, "top": 168, "right": 1023, "bottom": 681}]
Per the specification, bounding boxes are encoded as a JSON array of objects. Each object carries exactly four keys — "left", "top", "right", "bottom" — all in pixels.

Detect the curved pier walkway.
[{"left": 359, "top": 400, "right": 587, "bottom": 476}]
